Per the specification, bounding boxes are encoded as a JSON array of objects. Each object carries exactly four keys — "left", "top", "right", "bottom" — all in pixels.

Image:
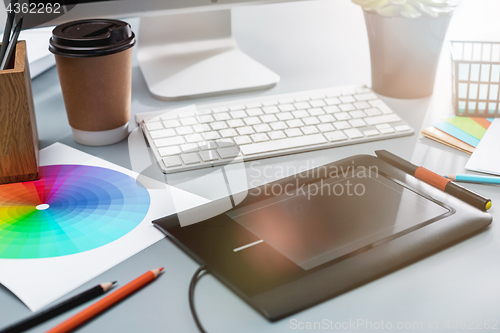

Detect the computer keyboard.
[{"left": 137, "top": 85, "right": 414, "bottom": 174}]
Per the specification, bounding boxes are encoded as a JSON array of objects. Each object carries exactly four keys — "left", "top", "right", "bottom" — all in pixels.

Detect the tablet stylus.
[{"left": 375, "top": 150, "right": 491, "bottom": 211}]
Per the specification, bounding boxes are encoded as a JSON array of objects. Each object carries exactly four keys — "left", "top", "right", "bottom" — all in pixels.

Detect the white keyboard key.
[
  {"left": 181, "top": 153, "right": 201, "bottom": 165},
  {"left": 230, "top": 110, "right": 247, "bottom": 119},
  {"left": 339, "top": 104, "right": 355, "bottom": 112},
  {"left": 344, "top": 128, "right": 364, "bottom": 139},
  {"left": 307, "top": 108, "right": 325, "bottom": 116},
  {"left": 369, "top": 100, "right": 394, "bottom": 114},
  {"left": 278, "top": 104, "right": 295, "bottom": 112},
  {"left": 270, "top": 121, "right": 288, "bottom": 131},
  {"left": 324, "top": 131, "right": 348, "bottom": 142},
  {"left": 254, "top": 124, "right": 272, "bottom": 133},
  {"left": 379, "top": 127, "right": 396, "bottom": 134},
  {"left": 285, "top": 128, "right": 303, "bottom": 137},
  {"left": 395, "top": 125, "right": 411, "bottom": 132},
  {"left": 294, "top": 96, "right": 310, "bottom": 102},
  {"left": 334, "top": 112, "right": 351, "bottom": 121},
  {"left": 214, "top": 113, "right": 231, "bottom": 121},
  {"left": 227, "top": 119, "right": 245, "bottom": 128},
  {"left": 311, "top": 94, "right": 326, "bottom": 100},
  {"left": 317, "top": 123, "right": 335, "bottom": 132},
  {"left": 220, "top": 129, "right": 238, "bottom": 138},
  {"left": 310, "top": 100, "right": 326, "bottom": 107},
  {"left": 163, "top": 120, "right": 181, "bottom": 128},
  {"left": 279, "top": 98, "right": 294, "bottom": 104},
  {"left": 246, "top": 108, "right": 264, "bottom": 116},
  {"left": 146, "top": 122, "right": 163, "bottom": 131},
  {"left": 180, "top": 117, "right": 198, "bottom": 126},
  {"left": 229, "top": 104, "right": 245, "bottom": 111},
  {"left": 211, "top": 121, "right": 228, "bottom": 130},
  {"left": 185, "top": 133, "right": 203, "bottom": 143},
  {"left": 349, "top": 110, "right": 367, "bottom": 118},
  {"left": 158, "top": 146, "right": 181, "bottom": 156},
  {"left": 212, "top": 107, "right": 229, "bottom": 113},
  {"left": 354, "top": 102, "right": 370, "bottom": 109},
  {"left": 341, "top": 89, "right": 356, "bottom": 96},
  {"left": 301, "top": 126, "right": 319, "bottom": 135},
  {"left": 323, "top": 106, "right": 341, "bottom": 114},
  {"left": 203, "top": 131, "right": 221, "bottom": 140},
  {"left": 198, "top": 141, "right": 218, "bottom": 150},
  {"left": 244, "top": 117, "right": 261, "bottom": 126},
  {"left": 181, "top": 143, "right": 199, "bottom": 153},
  {"left": 292, "top": 110, "right": 309, "bottom": 118},
  {"left": 176, "top": 126, "right": 193, "bottom": 135},
  {"left": 218, "top": 147, "right": 240, "bottom": 159},
  {"left": 149, "top": 129, "right": 175, "bottom": 139},
  {"left": 355, "top": 93, "right": 378, "bottom": 101},
  {"left": 237, "top": 126, "right": 255, "bottom": 135},
  {"left": 303, "top": 117, "right": 320, "bottom": 125},
  {"left": 294, "top": 102, "right": 311, "bottom": 109},
  {"left": 198, "top": 115, "right": 215, "bottom": 123},
  {"left": 364, "top": 129, "right": 380, "bottom": 137},
  {"left": 286, "top": 119, "right": 305, "bottom": 128},
  {"left": 263, "top": 106, "right": 280, "bottom": 114},
  {"left": 340, "top": 96, "right": 356, "bottom": 103},
  {"left": 333, "top": 121, "right": 351, "bottom": 130},
  {"left": 163, "top": 156, "right": 182, "bottom": 168},
  {"left": 263, "top": 100, "right": 278, "bottom": 106},
  {"left": 234, "top": 136, "right": 252, "bottom": 145},
  {"left": 318, "top": 115, "right": 335, "bottom": 123},
  {"left": 268, "top": 131, "right": 286, "bottom": 140},
  {"left": 251, "top": 133, "right": 269, "bottom": 143},
  {"left": 217, "top": 139, "right": 235, "bottom": 147},
  {"left": 260, "top": 115, "right": 278, "bottom": 123},
  {"left": 376, "top": 124, "right": 391, "bottom": 130},
  {"left": 199, "top": 150, "right": 219, "bottom": 162},
  {"left": 246, "top": 103, "right": 262, "bottom": 108},
  {"left": 325, "top": 97, "right": 341, "bottom": 105},
  {"left": 349, "top": 119, "right": 367, "bottom": 128},
  {"left": 155, "top": 136, "right": 185, "bottom": 147},
  {"left": 240, "top": 134, "right": 327, "bottom": 155},
  {"left": 365, "top": 108, "right": 382, "bottom": 116},
  {"left": 365, "top": 114, "right": 401, "bottom": 125},
  {"left": 193, "top": 124, "right": 211, "bottom": 132},
  {"left": 277, "top": 112, "right": 293, "bottom": 121}
]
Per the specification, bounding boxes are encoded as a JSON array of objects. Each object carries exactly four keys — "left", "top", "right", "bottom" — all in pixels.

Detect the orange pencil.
[{"left": 47, "top": 268, "right": 164, "bottom": 333}]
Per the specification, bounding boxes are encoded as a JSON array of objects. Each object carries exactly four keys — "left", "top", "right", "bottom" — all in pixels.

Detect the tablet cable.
[{"left": 189, "top": 265, "right": 209, "bottom": 333}]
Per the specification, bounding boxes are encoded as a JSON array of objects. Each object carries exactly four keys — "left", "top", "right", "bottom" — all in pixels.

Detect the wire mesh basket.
[{"left": 450, "top": 41, "right": 500, "bottom": 117}]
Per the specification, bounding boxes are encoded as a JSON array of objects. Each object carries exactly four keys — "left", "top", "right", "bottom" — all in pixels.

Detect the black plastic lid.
[{"left": 49, "top": 19, "right": 135, "bottom": 58}]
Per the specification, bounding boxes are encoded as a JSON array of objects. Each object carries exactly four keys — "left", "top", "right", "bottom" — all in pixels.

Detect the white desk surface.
[{"left": 1, "top": 0, "right": 500, "bottom": 332}]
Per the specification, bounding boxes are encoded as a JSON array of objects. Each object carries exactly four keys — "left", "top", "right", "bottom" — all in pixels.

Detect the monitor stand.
[{"left": 137, "top": 10, "right": 280, "bottom": 100}]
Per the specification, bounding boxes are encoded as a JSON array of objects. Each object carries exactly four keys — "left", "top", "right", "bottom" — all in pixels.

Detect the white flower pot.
[{"left": 364, "top": 11, "right": 452, "bottom": 98}]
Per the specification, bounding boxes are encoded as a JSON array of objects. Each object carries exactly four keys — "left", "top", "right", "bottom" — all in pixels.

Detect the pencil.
[
  {"left": 0, "top": 16, "right": 23, "bottom": 70},
  {"left": 446, "top": 174, "right": 500, "bottom": 185},
  {"left": 0, "top": 282, "right": 116, "bottom": 333},
  {"left": 375, "top": 150, "right": 492, "bottom": 211},
  {"left": 0, "top": 0, "right": 17, "bottom": 64},
  {"left": 46, "top": 268, "right": 164, "bottom": 333}
]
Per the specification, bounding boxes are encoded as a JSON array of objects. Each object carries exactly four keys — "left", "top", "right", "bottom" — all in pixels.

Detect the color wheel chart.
[{"left": 0, "top": 165, "right": 150, "bottom": 259}]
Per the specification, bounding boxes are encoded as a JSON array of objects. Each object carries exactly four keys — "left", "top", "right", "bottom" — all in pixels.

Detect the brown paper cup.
[{"left": 55, "top": 48, "right": 133, "bottom": 146}]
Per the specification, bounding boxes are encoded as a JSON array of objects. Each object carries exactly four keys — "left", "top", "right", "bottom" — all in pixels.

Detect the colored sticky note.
[
  {"left": 433, "top": 121, "right": 480, "bottom": 147},
  {"left": 443, "top": 116, "right": 487, "bottom": 140}
]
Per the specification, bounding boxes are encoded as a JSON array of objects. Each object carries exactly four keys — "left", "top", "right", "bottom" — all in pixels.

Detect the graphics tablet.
[{"left": 153, "top": 155, "right": 491, "bottom": 321}]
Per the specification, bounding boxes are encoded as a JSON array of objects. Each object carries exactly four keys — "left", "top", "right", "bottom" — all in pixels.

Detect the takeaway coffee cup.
[{"left": 49, "top": 19, "right": 135, "bottom": 146}]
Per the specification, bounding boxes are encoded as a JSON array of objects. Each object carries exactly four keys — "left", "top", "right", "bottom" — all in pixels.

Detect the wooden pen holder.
[{"left": 0, "top": 41, "right": 39, "bottom": 184}]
